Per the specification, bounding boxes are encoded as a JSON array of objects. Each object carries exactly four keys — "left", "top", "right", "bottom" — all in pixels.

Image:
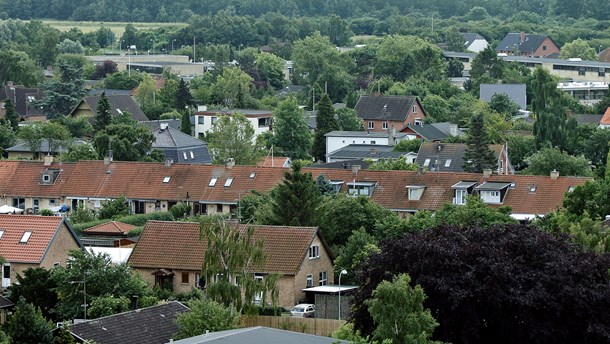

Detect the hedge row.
[{"left": 70, "top": 212, "right": 174, "bottom": 235}]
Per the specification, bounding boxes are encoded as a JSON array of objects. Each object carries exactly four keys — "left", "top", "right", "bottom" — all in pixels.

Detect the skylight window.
[
  {"left": 423, "top": 158, "right": 431, "bottom": 167},
  {"left": 163, "top": 176, "right": 171, "bottom": 183},
  {"left": 190, "top": 151, "right": 194, "bottom": 159},
  {"left": 224, "top": 178, "right": 234, "bottom": 187},
  {"left": 249, "top": 172, "right": 256, "bottom": 178},
  {"left": 0, "top": 230, "right": 4, "bottom": 239},
  {"left": 183, "top": 152, "right": 188, "bottom": 160},
  {"left": 209, "top": 178, "right": 218, "bottom": 187},
  {"left": 20, "top": 231, "right": 32, "bottom": 243},
  {"left": 529, "top": 185, "right": 537, "bottom": 193},
  {"left": 445, "top": 159, "right": 452, "bottom": 167}
]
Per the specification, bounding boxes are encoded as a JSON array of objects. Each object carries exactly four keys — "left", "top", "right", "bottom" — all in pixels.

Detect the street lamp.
[
  {"left": 150, "top": 38, "right": 155, "bottom": 55},
  {"left": 172, "top": 39, "right": 176, "bottom": 54},
  {"left": 338, "top": 269, "right": 347, "bottom": 320}
]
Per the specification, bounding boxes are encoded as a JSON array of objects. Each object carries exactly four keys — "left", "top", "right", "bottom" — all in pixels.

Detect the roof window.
[
  {"left": 163, "top": 176, "right": 171, "bottom": 183},
  {"left": 0, "top": 230, "right": 4, "bottom": 239},
  {"left": 20, "top": 231, "right": 32, "bottom": 243},
  {"left": 209, "top": 178, "right": 217, "bottom": 187},
  {"left": 249, "top": 172, "right": 256, "bottom": 178},
  {"left": 224, "top": 178, "right": 234, "bottom": 187}
]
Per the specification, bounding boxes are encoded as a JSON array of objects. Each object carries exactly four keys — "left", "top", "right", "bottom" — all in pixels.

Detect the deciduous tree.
[
  {"left": 524, "top": 147, "right": 592, "bottom": 177},
  {"left": 560, "top": 38, "right": 597, "bottom": 61},
  {"left": 7, "top": 297, "right": 54, "bottom": 344},
  {"left": 207, "top": 113, "right": 261, "bottom": 165},
  {"left": 173, "top": 298, "right": 239, "bottom": 340},
  {"left": 271, "top": 96, "right": 312, "bottom": 160},
  {"left": 8, "top": 268, "right": 58, "bottom": 321}
]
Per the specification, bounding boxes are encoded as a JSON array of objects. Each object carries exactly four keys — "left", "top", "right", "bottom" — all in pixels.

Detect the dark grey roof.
[
  {"left": 496, "top": 33, "right": 549, "bottom": 53},
  {"left": 416, "top": 142, "right": 505, "bottom": 172},
  {"left": 406, "top": 124, "right": 448, "bottom": 141},
  {"left": 70, "top": 301, "right": 189, "bottom": 344},
  {"left": 429, "top": 122, "right": 465, "bottom": 137},
  {"left": 310, "top": 159, "right": 372, "bottom": 170},
  {"left": 87, "top": 89, "right": 132, "bottom": 96},
  {"left": 6, "top": 139, "right": 87, "bottom": 154},
  {"left": 576, "top": 114, "right": 602, "bottom": 126},
  {"left": 479, "top": 84, "right": 527, "bottom": 110},
  {"left": 141, "top": 119, "right": 182, "bottom": 130},
  {"left": 461, "top": 33, "right": 485, "bottom": 47},
  {"left": 146, "top": 122, "right": 211, "bottom": 164},
  {"left": 81, "top": 94, "right": 149, "bottom": 122},
  {"left": 328, "top": 144, "right": 408, "bottom": 160},
  {"left": 0, "top": 295, "right": 14, "bottom": 309},
  {"left": 169, "top": 326, "right": 348, "bottom": 344},
  {"left": 0, "top": 84, "right": 44, "bottom": 118},
  {"left": 354, "top": 95, "right": 417, "bottom": 121},
  {"left": 443, "top": 51, "right": 610, "bottom": 69}
]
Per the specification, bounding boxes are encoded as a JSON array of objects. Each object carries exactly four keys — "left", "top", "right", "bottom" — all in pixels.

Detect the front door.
[{"left": 2, "top": 264, "right": 10, "bottom": 288}]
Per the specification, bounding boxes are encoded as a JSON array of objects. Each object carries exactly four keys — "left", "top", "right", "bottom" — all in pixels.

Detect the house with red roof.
[
  {"left": 81, "top": 221, "right": 139, "bottom": 247},
  {"left": 0, "top": 215, "right": 82, "bottom": 288},
  {"left": 599, "top": 107, "right": 610, "bottom": 129},
  {"left": 128, "top": 221, "right": 333, "bottom": 309},
  {"left": 354, "top": 95, "right": 426, "bottom": 132}
]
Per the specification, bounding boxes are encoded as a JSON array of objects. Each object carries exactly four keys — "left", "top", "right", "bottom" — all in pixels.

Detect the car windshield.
[{"left": 293, "top": 307, "right": 305, "bottom": 312}]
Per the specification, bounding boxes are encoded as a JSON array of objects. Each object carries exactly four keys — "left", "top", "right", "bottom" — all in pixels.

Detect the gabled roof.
[
  {"left": 601, "top": 108, "right": 610, "bottom": 125},
  {"left": 461, "top": 33, "right": 486, "bottom": 47},
  {"left": 128, "top": 221, "right": 320, "bottom": 275},
  {"left": 576, "top": 114, "right": 603, "bottom": 126},
  {"left": 145, "top": 122, "right": 212, "bottom": 164},
  {"left": 416, "top": 143, "right": 505, "bottom": 173},
  {"left": 257, "top": 156, "right": 291, "bottom": 168},
  {"left": 83, "top": 221, "right": 138, "bottom": 235},
  {"left": 76, "top": 94, "right": 149, "bottom": 122},
  {"left": 404, "top": 124, "right": 447, "bottom": 141},
  {"left": 354, "top": 95, "right": 417, "bottom": 121},
  {"left": 0, "top": 84, "right": 44, "bottom": 118},
  {"left": 0, "top": 215, "right": 81, "bottom": 263},
  {"left": 69, "top": 301, "right": 189, "bottom": 344},
  {"left": 496, "top": 33, "right": 552, "bottom": 53},
  {"left": 0, "top": 295, "right": 14, "bottom": 309},
  {"left": 170, "top": 326, "right": 348, "bottom": 344}
]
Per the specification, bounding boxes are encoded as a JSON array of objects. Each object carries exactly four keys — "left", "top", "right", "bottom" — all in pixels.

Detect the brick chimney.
[
  {"left": 550, "top": 169, "right": 559, "bottom": 180},
  {"left": 483, "top": 168, "right": 492, "bottom": 179},
  {"left": 519, "top": 32, "right": 526, "bottom": 43}
]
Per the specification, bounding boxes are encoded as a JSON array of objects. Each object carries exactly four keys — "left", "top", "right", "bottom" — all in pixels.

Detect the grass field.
[{"left": 42, "top": 20, "right": 186, "bottom": 36}]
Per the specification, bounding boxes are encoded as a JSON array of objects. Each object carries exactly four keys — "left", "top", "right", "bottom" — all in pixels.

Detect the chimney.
[
  {"left": 104, "top": 156, "right": 113, "bottom": 165},
  {"left": 352, "top": 164, "right": 361, "bottom": 175},
  {"left": 226, "top": 158, "right": 235, "bottom": 169},
  {"left": 417, "top": 165, "right": 424, "bottom": 175},
  {"left": 550, "top": 169, "right": 559, "bottom": 180},
  {"left": 130, "top": 295, "right": 139, "bottom": 310},
  {"left": 159, "top": 122, "right": 169, "bottom": 131},
  {"left": 164, "top": 159, "right": 173, "bottom": 167},
  {"left": 519, "top": 32, "right": 526, "bottom": 43},
  {"left": 43, "top": 155, "right": 53, "bottom": 166},
  {"left": 483, "top": 168, "right": 492, "bottom": 179},
  {"left": 388, "top": 127, "right": 396, "bottom": 146}
]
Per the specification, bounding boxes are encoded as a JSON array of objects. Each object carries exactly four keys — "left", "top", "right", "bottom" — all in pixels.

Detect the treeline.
[{"left": 1, "top": 0, "right": 610, "bottom": 22}]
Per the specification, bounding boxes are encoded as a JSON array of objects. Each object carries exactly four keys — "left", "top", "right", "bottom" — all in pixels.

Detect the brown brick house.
[
  {"left": 354, "top": 95, "right": 426, "bottom": 132},
  {"left": 128, "top": 221, "right": 334, "bottom": 309},
  {"left": 496, "top": 32, "right": 560, "bottom": 58},
  {"left": 0, "top": 215, "right": 83, "bottom": 289}
]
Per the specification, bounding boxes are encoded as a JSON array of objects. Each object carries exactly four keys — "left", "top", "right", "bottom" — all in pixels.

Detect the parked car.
[{"left": 290, "top": 304, "right": 315, "bottom": 318}]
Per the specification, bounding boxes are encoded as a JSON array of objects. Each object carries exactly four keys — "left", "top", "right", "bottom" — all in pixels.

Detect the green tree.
[
  {"left": 60, "top": 143, "right": 97, "bottom": 162},
  {"left": 57, "top": 39, "right": 84, "bottom": 54},
  {"left": 0, "top": 49, "right": 41, "bottom": 87},
  {"left": 368, "top": 157, "right": 418, "bottom": 171},
  {"left": 394, "top": 139, "right": 421, "bottom": 153},
  {"left": 434, "top": 195, "right": 516, "bottom": 228},
  {"left": 560, "top": 38, "right": 597, "bottom": 61},
  {"left": 312, "top": 93, "right": 339, "bottom": 161},
  {"left": 207, "top": 113, "right": 261, "bottom": 165},
  {"left": 87, "top": 295, "right": 130, "bottom": 319},
  {"left": 173, "top": 298, "right": 239, "bottom": 340},
  {"left": 36, "top": 63, "right": 86, "bottom": 119},
  {"left": 134, "top": 73, "right": 158, "bottom": 112},
  {"left": 254, "top": 52, "right": 286, "bottom": 90},
  {"left": 470, "top": 45, "right": 505, "bottom": 81},
  {"left": 98, "top": 195, "right": 130, "bottom": 219},
  {"left": 176, "top": 78, "right": 193, "bottom": 110},
  {"left": 54, "top": 323, "right": 75, "bottom": 344},
  {"left": 9, "top": 268, "right": 58, "bottom": 320},
  {"left": 3, "top": 98, "right": 19, "bottom": 131},
  {"left": 7, "top": 297, "right": 54, "bottom": 344},
  {"left": 18, "top": 121, "right": 44, "bottom": 158},
  {"left": 55, "top": 115, "right": 93, "bottom": 138},
  {"left": 445, "top": 27, "right": 466, "bottom": 52},
  {"left": 535, "top": 210, "right": 610, "bottom": 253},
  {"left": 463, "top": 112, "right": 496, "bottom": 173},
  {"left": 334, "top": 228, "right": 379, "bottom": 285},
  {"left": 94, "top": 92, "right": 112, "bottom": 132},
  {"left": 271, "top": 96, "right": 312, "bottom": 160},
  {"left": 523, "top": 147, "right": 592, "bottom": 177},
  {"left": 0, "top": 122, "right": 17, "bottom": 157},
  {"left": 422, "top": 94, "right": 451, "bottom": 123},
  {"left": 180, "top": 109, "right": 191, "bottom": 135},
  {"left": 41, "top": 122, "right": 71, "bottom": 156},
  {"left": 366, "top": 274, "right": 438, "bottom": 344},
  {"left": 199, "top": 217, "right": 280, "bottom": 314},
  {"left": 93, "top": 121, "right": 155, "bottom": 161},
  {"left": 269, "top": 162, "right": 321, "bottom": 226},
  {"left": 211, "top": 67, "right": 253, "bottom": 108},
  {"left": 446, "top": 58, "right": 464, "bottom": 77},
  {"left": 104, "top": 70, "right": 143, "bottom": 90},
  {"left": 336, "top": 107, "right": 364, "bottom": 131},
  {"left": 489, "top": 93, "right": 520, "bottom": 119},
  {"left": 52, "top": 249, "right": 149, "bottom": 320}
]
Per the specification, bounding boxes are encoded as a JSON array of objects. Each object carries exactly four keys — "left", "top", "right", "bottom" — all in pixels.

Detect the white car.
[{"left": 290, "top": 304, "right": 315, "bottom": 318}]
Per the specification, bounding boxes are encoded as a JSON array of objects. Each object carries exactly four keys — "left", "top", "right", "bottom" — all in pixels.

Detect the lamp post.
[
  {"left": 172, "top": 39, "right": 176, "bottom": 54},
  {"left": 338, "top": 269, "right": 347, "bottom": 320},
  {"left": 150, "top": 38, "right": 155, "bottom": 55}
]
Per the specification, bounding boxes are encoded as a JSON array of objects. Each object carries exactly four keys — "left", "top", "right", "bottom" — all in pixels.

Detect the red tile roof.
[
  {"left": 128, "top": 221, "right": 318, "bottom": 275},
  {"left": 83, "top": 221, "right": 138, "bottom": 235},
  {"left": 257, "top": 156, "right": 290, "bottom": 168},
  {"left": 0, "top": 215, "right": 72, "bottom": 263},
  {"left": 0, "top": 161, "right": 590, "bottom": 217},
  {"left": 602, "top": 108, "right": 610, "bottom": 125}
]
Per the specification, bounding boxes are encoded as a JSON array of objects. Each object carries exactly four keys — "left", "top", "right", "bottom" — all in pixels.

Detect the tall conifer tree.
[
  {"left": 463, "top": 112, "right": 496, "bottom": 173},
  {"left": 311, "top": 93, "right": 339, "bottom": 162},
  {"left": 94, "top": 92, "right": 112, "bottom": 132}
]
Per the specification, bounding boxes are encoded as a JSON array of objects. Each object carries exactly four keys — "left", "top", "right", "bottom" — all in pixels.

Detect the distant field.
[{"left": 41, "top": 20, "right": 186, "bottom": 36}]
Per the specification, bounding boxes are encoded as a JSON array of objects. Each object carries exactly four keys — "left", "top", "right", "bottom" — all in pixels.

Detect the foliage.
[
  {"left": 446, "top": 59, "right": 464, "bottom": 77},
  {"left": 0, "top": 49, "right": 41, "bottom": 87},
  {"left": 103, "top": 70, "right": 143, "bottom": 90},
  {"left": 36, "top": 63, "right": 86, "bottom": 119},
  {"left": 134, "top": 73, "right": 158, "bottom": 113},
  {"left": 170, "top": 202, "right": 191, "bottom": 219},
  {"left": 92, "top": 60, "right": 118, "bottom": 80},
  {"left": 271, "top": 96, "right": 312, "bottom": 160},
  {"left": 334, "top": 228, "right": 378, "bottom": 285},
  {"left": 462, "top": 112, "right": 496, "bottom": 173},
  {"left": 55, "top": 115, "right": 93, "bottom": 138},
  {"left": 60, "top": 143, "right": 98, "bottom": 162},
  {"left": 316, "top": 174, "right": 335, "bottom": 196},
  {"left": 312, "top": 93, "right": 339, "bottom": 162},
  {"left": 211, "top": 67, "right": 253, "bottom": 108},
  {"left": 206, "top": 113, "right": 261, "bottom": 165},
  {"left": 316, "top": 193, "right": 395, "bottom": 248},
  {"left": 489, "top": 93, "right": 520, "bottom": 119},
  {"left": 57, "top": 38, "right": 84, "bottom": 54},
  {"left": 523, "top": 147, "right": 592, "bottom": 177},
  {"left": 180, "top": 109, "right": 191, "bottom": 135},
  {"left": 2, "top": 98, "right": 19, "bottom": 131},
  {"left": 352, "top": 223, "right": 610, "bottom": 343},
  {"left": 54, "top": 323, "right": 76, "bottom": 344},
  {"left": 366, "top": 273, "right": 438, "bottom": 344},
  {"left": 0, "top": 122, "right": 17, "bottom": 157},
  {"left": 98, "top": 195, "right": 130, "bottom": 219},
  {"left": 18, "top": 121, "right": 44, "bottom": 157},
  {"left": 69, "top": 205, "right": 96, "bottom": 224},
  {"left": 434, "top": 195, "right": 516, "bottom": 228},
  {"left": 336, "top": 107, "right": 364, "bottom": 131},
  {"left": 94, "top": 92, "right": 112, "bottom": 132},
  {"left": 535, "top": 210, "right": 610, "bottom": 253},
  {"left": 9, "top": 268, "right": 58, "bottom": 321},
  {"left": 199, "top": 217, "right": 280, "bottom": 314},
  {"left": 93, "top": 121, "right": 155, "bottom": 161},
  {"left": 393, "top": 139, "right": 421, "bottom": 153},
  {"left": 87, "top": 295, "right": 130, "bottom": 319},
  {"left": 445, "top": 27, "right": 466, "bottom": 52},
  {"left": 7, "top": 297, "right": 54, "bottom": 344},
  {"left": 269, "top": 162, "right": 321, "bottom": 227},
  {"left": 38, "top": 209, "right": 54, "bottom": 216},
  {"left": 470, "top": 45, "right": 505, "bottom": 81},
  {"left": 52, "top": 249, "right": 150, "bottom": 320},
  {"left": 238, "top": 190, "right": 273, "bottom": 224},
  {"left": 505, "top": 135, "right": 536, "bottom": 170},
  {"left": 176, "top": 78, "right": 193, "bottom": 111},
  {"left": 562, "top": 179, "right": 610, "bottom": 220},
  {"left": 368, "top": 157, "right": 418, "bottom": 171},
  {"left": 253, "top": 52, "right": 286, "bottom": 90},
  {"left": 173, "top": 298, "right": 239, "bottom": 340},
  {"left": 375, "top": 35, "right": 445, "bottom": 82},
  {"left": 560, "top": 38, "right": 597, "bottom": 61}
]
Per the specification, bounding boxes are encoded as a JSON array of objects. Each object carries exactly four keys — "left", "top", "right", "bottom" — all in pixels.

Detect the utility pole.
[{"left": 193, "top": 37, "right": 196, "bottom": 63}]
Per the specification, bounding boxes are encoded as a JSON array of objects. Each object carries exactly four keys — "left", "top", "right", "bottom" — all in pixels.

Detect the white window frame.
[
  {"left": 306, "top": 274, "right": 313, "bottom": 287},
  {"left": 382, "top": 121, "right": 388, "bottom": 129},
  {"left": 20, "top": 231, "right": 32, "bottom": 243},
  {"left": 368, "top": 121, "right": 374, "bottom": 129},
  {"left": 209, "top": 178, "right": 217, "bottom": 187},
  {"left": 163, "top": 176, "right": 171, "bottom": 183},
  {"left": 319, "top": 271, "right": 327, "bottom": 286},
  {"left": 454, "top": 189, "right": 467, "bottom": 205},
  {"left": 224, "top": 178, "right": 234, "bottom": 187},
  {"left": 309, "top": 245, "right": 320, "bottom": 259}
]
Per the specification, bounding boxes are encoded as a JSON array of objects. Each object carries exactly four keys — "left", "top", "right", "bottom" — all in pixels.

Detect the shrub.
[
  {"left": 170, "top": 203, "right": 191, "bottom": 219},
  {"left": 258, "top": 306, "right": 285, "bottom": 316},
  {"left": 87, "top": 295, "right": 130, "bottom": 319}
]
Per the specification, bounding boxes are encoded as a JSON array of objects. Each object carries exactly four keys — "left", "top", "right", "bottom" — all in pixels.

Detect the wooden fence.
[{"left": 239, "top": 315, "right": 346, "bottom": 337}]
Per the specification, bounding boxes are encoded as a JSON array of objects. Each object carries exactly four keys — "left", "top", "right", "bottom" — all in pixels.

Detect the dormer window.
[
  {"left": 347, "top": 181, "right": 376, "bottom": 197},
  {"left": 20, "top": 231, "right": 32, "bottom": 243},
  {"left": 475, "top": 182, "right": 512, "bottom": 204},
  {"left": 42, "top": 174, "right": 51, "bottom": 183},
  {"left": 329, "top": 180, "right": 343, "bottom": 194},
  {"left": 40, "top": 169, "right": 61, "bottom": 185},
  {"left": 406, "top": 185, "right": 425, "bottom": 201},
  {"left": 451, "top": 181, "right": 477, "bottom": 205}
]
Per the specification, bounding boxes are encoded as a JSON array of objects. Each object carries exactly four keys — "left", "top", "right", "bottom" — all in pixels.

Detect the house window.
[
  {"left": 12, "top": 198, "right": 25, "bottom": 210},
  {"left": 599, "top": 68, "right": 606, "bottom": 77},
  {"left": 209, "top": 178, "right": 217, "bottom": 187},
  {"left": 371, "top": 140, "right": 376, "bottom": 144},
  {"left": 49, "top": 199, "right": 56, "bottom": 206},
  {"left": 414, "top": 118, "right": 422, "bottom": 126},
  {"left": 309, "top": 245, "right": 320, "bottom": 259},
  {"left": 42, "top": 174, "right": 51, "bottom": 183},
  {"left": 0, "top": 230, "right": 3, "bottom": 239},
  {"left": 543, "top": 45, "right": 547, "bottom": 51},
  {"left": 306, "top": 274, "right": 313, "bottom": 287},
  {"left": 319, "top": 271, "right": 327, "bottom": 286},
  {"left": 181, "top": 272, "right": 189, "bottom": 284},
  {"left": 258, "top": 117, "right": 271, "bottom": 127},
  {"left": 197, "top": 116, "right": 204, "bottom": 124},
  {"left": 423, "top": 158, "right": 431, "bottom": 167},
  {"left": 382, "top": 122, "right": 388, "bottom": 129},
  {"left": 183, "top": 152, "right": 188, "bottom": 160},
  {"left": 368, "top": 121, "right": 374, "bottom": 129},
  {"left": 480, "top": 190, "right": 501, "bottom": 203},
  {"left": 347, "top": 182, "right": 376, "bottom": 197},
  {"left": 190, "top": 151, "right": 194, "bottom": 159},
  {"left": 224, "top": 178, "right": 233, "bottom": 187},
  {"left": 579, "top": 67, "right": 586, "bottom": 76},
  {"left": 211, "top": 116, "right": 218, "bottom": 124},
  {"left": 94, "top": 200, "right": 101, "bottom": 208},
  {"left": 412, "top": 105, "right": 417, "bottom": 113},
  {"left": 163, "top": 176, "right": 171, "bottom": 183},
  {"left": 196, "top": 273, "right": 204, "bottom": 288},
  {"left": 249, "top": 172, "right": 256, "bottom": 178},
  {"left": 454, "top": 189, "right": 467, "bottom": 205},
  {"left": 407, "top": 186, "right": 425, "bottom": 201},
  {"left": 216, "top": 204, "right": 223, "bottom": 213},
  {"left": 20, "top": 231, "right": 32, "bottom": 243},
  {"left": 133, "top": 200, "right": 146, "bottom": 214},
  {"left": 53, "top": 262, "right": 61, "bottom": 267}
]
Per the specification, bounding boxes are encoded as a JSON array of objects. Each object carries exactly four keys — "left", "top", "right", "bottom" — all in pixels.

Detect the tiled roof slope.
[
  {"left": 0, "top": 215, "right": 66, "bottom": 263},
  {"left": 496, "top": 33, "right": 548, "bottom": 53},
  {"left": 601, "top": 107, "right": 610, "bottom": 125},
  {"left": 83, "top": 221, "right": 137, "bottom": 235},
  {"left": 128, "top": 221, "right": 318, "bottom": 275},
  {"left": 0, "top": 161, "right": 589, "bottom": 216},
  {"left": 354, "top": 95, "right": 416, "bottom": 121},
  {"left": 69, "top": 301, "right": 189, "bottom": 344},
  {"left": 416, "top": 143, "right": 505, "bottom": 173}
]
